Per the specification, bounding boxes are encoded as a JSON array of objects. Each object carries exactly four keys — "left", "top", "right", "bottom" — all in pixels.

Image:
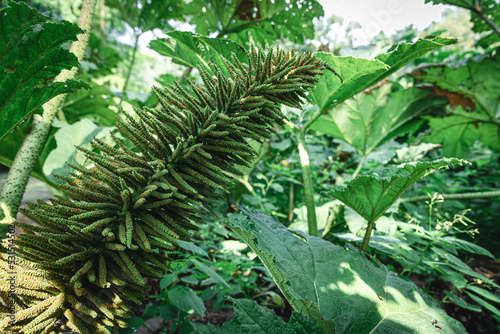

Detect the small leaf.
[
  {"left": 443, "top": 291, "right": 481, "bottom": 312},
  {"left": 465, "top": 285, "right": 500, "bottom": 304},
  {"left": 440, "top": 236, "right": 495, "bottom": 259},
  {"left": 178, "top": 240, "right": 209, "bottom": 258},
  {"left": 191, "top": 259, "right": 230, "bottom": 288},
  {"left": 465, "top": 291, "right": 500, "bottom": 317},
  {"left": 160, "top": 273, "right": 177, "bottom": 290},
  {"left": 168, "top": 285, "right": 206, "bottom": 317}
]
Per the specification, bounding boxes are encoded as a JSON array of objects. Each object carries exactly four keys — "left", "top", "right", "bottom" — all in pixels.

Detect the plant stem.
[
  {"left": 288, "top": 174, "right": 294, "bottom": 223},
  {"left": 360, "top": 220, "right": 375, "bottom": 252},
  {"left": 0, "top": 0, "right": 97, "bottom": 236},
  {"left": 352, "top": 154, "right": 367, "bottom": 179},
  {"left": 122, "top": 33, "right": 140, "bottom": 92},
  {"left": 295, "top": 127, "right": 318, "bottom": 236},
  {"left": 177, "top": 66, "right": 193, "bottom": 84},
  {"left": 401, "top": 190, "right": 500, "bottom": 203},
  {"left": 471, "top": 5, "right": 500, "bottom": 38},
  {"left": 405, "top": 240, "right": 433, "bottom": 278},
  {"left": 449, "top": 111, "right": 500, "bottom": 127}
]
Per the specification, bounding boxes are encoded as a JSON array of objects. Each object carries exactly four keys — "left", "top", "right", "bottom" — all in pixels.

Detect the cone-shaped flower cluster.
[{"left": 0, "top": 47, "right": 335, "bottom": 333}]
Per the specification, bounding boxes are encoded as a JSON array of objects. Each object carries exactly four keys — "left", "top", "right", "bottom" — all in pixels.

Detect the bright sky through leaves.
[{"left": 318, "top": 0, "right": 447, "bottom": 46}]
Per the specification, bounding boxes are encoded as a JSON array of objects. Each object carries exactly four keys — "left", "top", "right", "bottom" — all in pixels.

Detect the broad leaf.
[
  {"left": 309, "top": 37, "right": 456, "bottom": 114},
  {"left": 393, "top": 143, "right": 441, "bottom": 163},
  {"left": 415, "top": 52, "right": 500, "bottom": 121},
  {"left": 0, "top": 1, "right": 91, "bottom": 142},
  {"left": 415, "top": 52, "right": 500, "bottom": 156},
  {"left": 206, "top": 298, "right": 322, "bottom": 334},
  {"left": 324, "top": 158, "right": 469, "bottom": 223},
  {"left": 149, "top": 31, "right": 248, "bottom": 76},
  {"left": 310, "top": 84, "right": 444, "bottom": 156},
  {"left": 226, "top": 207, "right": 467, "bottom": 334},
  {"left": 167, "top": 285, "right": 206, "bottom": 317},
  {"left": 160, "top": 274, "right": 177, "bottom": 290}
]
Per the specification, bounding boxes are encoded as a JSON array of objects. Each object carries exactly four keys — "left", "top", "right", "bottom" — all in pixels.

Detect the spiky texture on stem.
[{"left": 0, "top": 47, "right": 334, "bottom": 333}]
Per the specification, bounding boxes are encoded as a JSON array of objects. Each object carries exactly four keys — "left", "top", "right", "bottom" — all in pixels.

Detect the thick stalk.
[
  {"left": 0, "top": 0, "right": 98, "bottom": 236},
  {"left": 295, "top": 127, "right": 318, "bottom": 236},
  {"left": 122, "top": 33, "right": 140, "bottom": 92},
  {"left": 361, "top": 220, "right": 375, "bottom": 252},
  {"left": 401, "top": 190, "right": 500, "bottom": 203}
]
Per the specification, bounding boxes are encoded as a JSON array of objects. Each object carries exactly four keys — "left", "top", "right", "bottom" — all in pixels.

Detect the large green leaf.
[
  {"left": 310, "top": 84, "right": 444, "bottom": 156},
  {"left": 324, "top": 158, "right": 469, "bottom": 223},
  {"left": 309, "top": 37, "right": 456, "bottom": 114},
  {"left": 0, "top": 1, "right": 91, "bottom": 142},
  {"left": 416, "top": 52, "right": 500, "bottom": 121},
  {"left": 149, "top": 31, "right": 248, "bottom": 76},
  {"left": 415, "top": 52, "right": 500, "bottom": 156},
  {"left": 187, "top": 0, "right": 323, "bottom": 46},
  {"left": 226, "top": 207, "right": 467, "bottom": 334}
]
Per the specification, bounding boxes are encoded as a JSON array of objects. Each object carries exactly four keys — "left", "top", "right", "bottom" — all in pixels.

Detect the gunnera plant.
[{"left": 0, "top": 47, "right": 337, "bottom": 333}]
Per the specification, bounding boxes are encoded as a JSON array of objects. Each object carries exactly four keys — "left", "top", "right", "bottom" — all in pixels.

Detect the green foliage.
[
  {"left": 309, "top": 37, "right": 456, "bottom": 114},
  {"left": 334, "top": 199, "right": 500, "bottom": 318},
  {"left": 187, "top": 0, "right": 324, "bottom": 45},
  {"left": 325, "top": 158, "right": 469, "bottom": 224},
  {"left": 310, "top": 83, "right": 445, "bottom": 157},
  {"left": 426, "top": 0, "right": 500, "bottom": 47},
  {"left": 62, "top": 75, "right": 119, "bottom": 126},
  {"left": 105, "top": 0, "right": 185, "bottom": 34},
  {"left": 0, "top": 0, "right": 91, "bottom": 142},
  {"left": 226, "top": 207, "right": 467, "bottom": 334},
  {"left": 193, "top": 298, "right": 322, "bottom": 334},
  {"left": 416, "top": 52, "right": 500, "bottom": 157}
]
